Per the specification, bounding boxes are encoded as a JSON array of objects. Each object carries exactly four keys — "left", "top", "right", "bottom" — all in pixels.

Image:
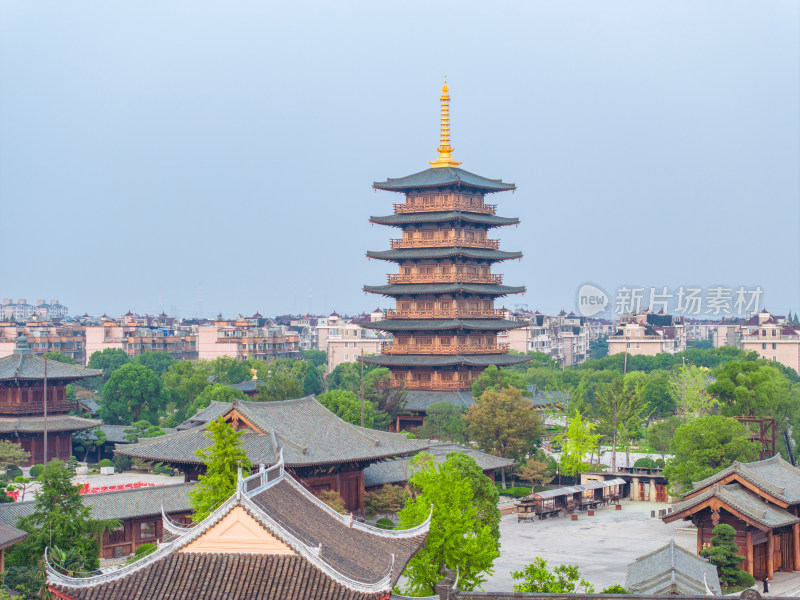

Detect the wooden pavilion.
[
  {"left": 663, "top": 455, "right": 800, "bottom": 579},
  {"left": 0, "top": 335, "right": 101, "bottom": 465}
]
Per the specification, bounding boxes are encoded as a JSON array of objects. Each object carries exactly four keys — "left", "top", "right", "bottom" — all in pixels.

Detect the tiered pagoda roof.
[
  {"left": 363, "top": 283, "right": 525, "bottom": 296},
  {"left": 370, "top": 212, "right": 519, "bottom": 227},
  {"left": 0, "top": 336, "right": 102, "bottom": 383},
  {"left": 367, "top": 247, "right": 522, "bottom": 262},
  {"left": 47, "top": 456, "right": 430, "bottom": 600},
  {"left": 362, "top": 318, "right": 526, "bottom": 332},
  {"left": 373, "top": 166, "right": 515, "bottom": 193}
]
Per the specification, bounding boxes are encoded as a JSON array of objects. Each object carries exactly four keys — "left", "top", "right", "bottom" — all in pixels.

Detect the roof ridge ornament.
[{"left": 429, "top": 76, "right": 462, "bottom": 169}]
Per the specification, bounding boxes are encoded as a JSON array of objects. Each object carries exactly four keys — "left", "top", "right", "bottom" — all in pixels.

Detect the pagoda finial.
[{"left": 429, "top": 76, "right": 462, "bottom": 169}]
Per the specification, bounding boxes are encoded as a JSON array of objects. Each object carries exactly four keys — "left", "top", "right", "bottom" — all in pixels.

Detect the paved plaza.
[{"left": 485, "top": 499, "right": 698, "bottom": 592}]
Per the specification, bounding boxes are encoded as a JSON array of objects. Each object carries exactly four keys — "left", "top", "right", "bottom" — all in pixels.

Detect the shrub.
[
  {"left": 364, "top": 484, "right": 406, "bottom": 516},
  {"left": 5, "top": 466, "right": 22, "bottom": 480},
  {"left": 66, "top": 456, "right": 79, "bottom": 472},
  {"left": 316, "top": 490, "right": 346, "bottom": 514},
  {"left": 97, "top": 459, "right": 114, "bottom": 468},
  {"left": 736, "top": 569, "right": 755, "bottom": 588},
  {"left": 495, "top": 484, "right": 532, "bottom": 498},
  {"left": 29, "top": 464, "right": 44, "bottom": 478},
  {"left": 135, "top": 543, "right": 157, "bottom": 557},
  {"left": 602, "top": 584, "right": 630, "bottom": 594},
  {"left": 633, "top": 457, "right": 657, "bottom": 469},
  {"left": 655, "top": 458, "right": 665, "bottom": 469},
  {"left": 153, "top": 463, "right": 173, "bottom": 476},
  {"left": 113, "top": 455, "right": 131, "bottom": 472},
  {"left": 375, "top": 518, "right": 394, "bottom": 530}
]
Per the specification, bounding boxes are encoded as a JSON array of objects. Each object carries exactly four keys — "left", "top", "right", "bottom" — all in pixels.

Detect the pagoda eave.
[
  {"left": 359, "top": 354, "right": 531, "bottom": 368},
  {"left": 363, "top": 283, "right": 525, "bottom": 297},
  {"left": 372, "top": 167, "right": 516, "bottom": 194},
  {"left": 362, "top": 318, "right": 527, "bottom": 332},
  {"left": 369, "top": 212, "right": 519, "bottom": 228},
  {"left": 367, "top": 247, "right": 522, "bottom": 263}
]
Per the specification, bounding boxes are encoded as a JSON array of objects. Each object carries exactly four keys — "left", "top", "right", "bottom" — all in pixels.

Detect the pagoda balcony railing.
[
  {"left": 384, "top": 308, "right": 506, "bottom": 319},
  {"left": 387, "top": 273, "right": 503, "bottom": 285},
  {"left": 393, "top": 200, "right": 497, "bottom": 215},
  {"left": 390, "top": 237, "right": 500, "bottom": 250},
  {"left": 0, "top": 399, "right": 78, "bottom": 416},
  {"left": 383, "top": 343, "right": 509, "bottom": 355},
  {"left": 392, "top": 379, "right": 474, "bottom": 391}
]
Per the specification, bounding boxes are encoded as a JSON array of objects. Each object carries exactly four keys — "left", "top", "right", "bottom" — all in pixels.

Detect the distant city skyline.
[{"left": 2, "top": 2, "right": 797, "bottom": 318}]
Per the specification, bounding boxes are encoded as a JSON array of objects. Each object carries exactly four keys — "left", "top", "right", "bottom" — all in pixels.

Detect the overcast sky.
[{"left": 1, "top": 1, "right": 797, "bottom": 319}]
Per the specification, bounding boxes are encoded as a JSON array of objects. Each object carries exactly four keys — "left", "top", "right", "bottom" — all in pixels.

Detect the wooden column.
[
  {"left": 746, "top": 531, "right": 754, "bottom": 575},
  {"left": 697, "top": 523, "right": 703, "bottom": 554},
  {"left": 794, "top": 522, "right": 800, "bottom": 571},
  {"left": 768, "top": 529, "right": 775, "bottom": 579}
]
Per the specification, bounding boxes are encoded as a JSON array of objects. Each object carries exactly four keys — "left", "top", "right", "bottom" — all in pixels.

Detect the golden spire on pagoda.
[{"left": 429, "top": 76, "right": 462, "bottom": 168}]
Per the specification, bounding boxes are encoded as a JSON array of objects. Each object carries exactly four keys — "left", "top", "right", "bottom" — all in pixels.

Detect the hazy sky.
[{"left": 1, "top": 1, "right": 798, "bottom": 319}]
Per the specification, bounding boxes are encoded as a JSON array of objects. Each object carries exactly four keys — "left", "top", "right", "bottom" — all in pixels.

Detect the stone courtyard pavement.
[{"left": 484, "top": 499, "right": 696, "bottom": 592}]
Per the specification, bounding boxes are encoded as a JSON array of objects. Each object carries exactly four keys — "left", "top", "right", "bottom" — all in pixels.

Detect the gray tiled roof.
[
  {"left": 364, "top": 442, "right": 513, "bottom": 488},
  {"left": 364, "top": 283, "right": 525, "bottom": 297},
  {"left": 402, "top": 390, "right": 475, "bottom": 411},
  {"left": 362, "top": 319, "right": 526, "bottom": 332},
  {"left": 370, "top": 212, "right": 519, "bottom": 228},
  {"left": 0, "top": 340, "right": 102, "bottom": 381},
  {"left": 93, "top": 425, "right": 178, "bottom": 444},
  {"left": 0, "top": 482, "right": 195, "bottom": 525},
  {"left": 625, "top": 539, "right": 721, "bottom": 595},
  {"left": 367, "top": 248, "right": 522, "bottom": 263},
  {"left": 360, "top": 353, "right": 530, "bottom": 368},
  {"left": 670, "top": 483, "right": 799, "bottom": 528},
  {"left": 0, "top": 522, "right": 27, "bottom": 549},
  {"left": 0, "top": 414, "right": 100, "bottom": 433},
  {"left": 373, "top": 167, "right": 515, "bottom": 193},
  {"left": 689, "top": 454, "right": 800, "bottom": 504},
  {"left": 78, "top": 397, "right": 100, "bottom": 415},
  {"left": 118, "top": 396, "right": 430, "bottom": 467}
]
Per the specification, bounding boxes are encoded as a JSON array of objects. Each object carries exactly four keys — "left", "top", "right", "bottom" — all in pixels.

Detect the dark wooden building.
[
  {"left": 116, "top": 396, "right": 429, "bottom": 514},
  {"left": 360, "top": 81, "right": 529, "bottom": 430},
  {"left": 0, "top": 336, "right": 101, "bottom": 465},
  {"left": 664, "top": 455, "right": 800, "bottom": 579},
  {"left": 47, "top": 459, "right": 430, "bottom": 600},
  {"left": 0, "top": 481, "right": 194, "bottom": 559}
]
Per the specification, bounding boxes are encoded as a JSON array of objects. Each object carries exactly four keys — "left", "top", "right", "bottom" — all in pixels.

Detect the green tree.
[
  {"left": 131, "top": 351, "right": 176, "bottom": 377},
  {"left": 123, "top": 420, "right": 166, "bottom": 442},
  {"left": 188, "top": 383, "right": 247, "bottom": 416},
  {"left": 415, "top": 402, "right": 467, "bottom": 442},
  {"left": 640, "top": 370, "right": 675, "bottom": 417},
  {"left": 0, "top": 440, "right": 30, "bottom": 471},
  {"left": 317, "top": 389, "right": 380, "bottom": 428},
  {"left": 8, "top": 460, "right": 116, "bottom": 571},
  {"left": 445, "top": 451, "right": 501, "bottom": 542},
  {"left": 302, "top": 363, "right": 324, "bottom": 396},
  {"left": 517, "top": 458, "right": 554, "bottom": 489},
  {"left": 326, "top": 362, "right": 374, "bottom": 393},
  {"left": 648, "top": 416, "right": 683, "bottom": 460},
  {"left": 72, "top": 427, "right": 107, "bottom": 462},
  {"left": 554, "top": 411, "right": 602, "bottom": 476},
  {"left": 663, "top": 416, "right": 760, "bottom": 494},
  {"left": 87, "top": 348, "right": 129, "bottom": 381},
  {"left": 589, "top": 336, "right": 609, "bottom": 360},
  {"left": 471, "top": 365, "right": 525, "bottom": 397},
  {"left": 188, "top": 417, "right": 252, "bottom": 522},
  {"left": 710, "top": 361, "right": 797, "bottom": 422},
  {"left": 43, "top": 351, "right": 76, "bottom": 364},
  {"left": 596, "top": 380, "right": 633, "bottom": 470},
  {"left": 257, "top": 370, "right": 304, "bottom": 402},
  {"left": 101, "top": 363, "right": 169, "bottom": 424},
  {"left": 511, "top": 557, "right": 595, "bottom": 593},
  {"left": 301, "top": 349, "right": 327, "bottom": 367},
  {"left": 465, "top": 387, "right": 543, "bottom": 462},
  {"left": 162, "top": 360, "right": 214, "bottom": 415},
  {"left": 700, "top": 523, "right": 745, "bottom": 587},
  {"left": 397, "top": 453, "right": 498, "bottom": 595},
  {"left": 670, "top": 364, "right": 715, "bottom": 417}
]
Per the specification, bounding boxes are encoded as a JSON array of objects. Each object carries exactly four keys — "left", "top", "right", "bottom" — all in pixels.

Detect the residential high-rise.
[{"left": 362, "top": 80, "right": 529, "bottom": 429}]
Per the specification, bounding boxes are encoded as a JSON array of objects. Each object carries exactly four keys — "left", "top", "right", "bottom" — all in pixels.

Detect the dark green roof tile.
[
  {"left": 360, "top": 354, "right": 530, "bottom": 367},
  {"left": 373, "top": 167, "right": 515, "bottom": 193},
  {"left": 363, "top": 283, "right": 525, "bottom": 296},
  {"left": 362, "top": 318, "right": 527, "bottom": 331},
  {"left": 367, "top": 247, "right": 522, "bottom": 263},
  {"left": 370, "top": 212, "right": 518, "bottom": 228}
]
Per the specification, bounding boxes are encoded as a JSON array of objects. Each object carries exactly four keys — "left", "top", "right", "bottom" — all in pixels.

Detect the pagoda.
[
  {"left": 362, "top": 79, "right": 529, "bottom": 430},
  {"left": 0, "top": 335, "right": 101, "bottom": 465}
]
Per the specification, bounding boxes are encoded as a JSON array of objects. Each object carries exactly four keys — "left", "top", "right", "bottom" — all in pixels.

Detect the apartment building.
[
  {"left": 740, "top": 310, "right": 800, "bottom": 373},
  {"left": 0, "top": 322, "right": 87, "bottom": 363},
  {"left": 85, "top": 323, "right": 198, "bottom": 361},
  {"left": 197, "top": 321, "right": 299, "bottom": 361},
  {"left": 607, "top": 310, "right": 686, "bottom": 357}
]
